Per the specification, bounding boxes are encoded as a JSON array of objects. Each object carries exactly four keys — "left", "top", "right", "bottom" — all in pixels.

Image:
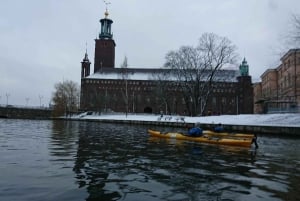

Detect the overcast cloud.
[{"left": 0, "top": 0, "right": 299, "bottom": 106}]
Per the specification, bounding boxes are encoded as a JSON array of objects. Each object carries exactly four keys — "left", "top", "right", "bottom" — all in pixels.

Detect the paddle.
[{"left": 251, "top": 134, "right": 259, "bottom": 149}]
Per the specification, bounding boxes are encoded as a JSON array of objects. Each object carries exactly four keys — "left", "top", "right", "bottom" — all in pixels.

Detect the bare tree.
[
  {"left": 280, "top": 14, "right": 300, "bottom": 50},
  {"left": 291, "top": 14, "right": 300, "bottom": 46},
  {"left": 120, "top": 56, "right": 129, "bottom": 116},
  {"left": 165, "top": 33, "right": 237, "bottom": 116},
  {"left": 152, "top": 70, "right": 175, "bottom": 115},
  {"left": 52, "top": 80, "right": 80, "bottom": 117}
]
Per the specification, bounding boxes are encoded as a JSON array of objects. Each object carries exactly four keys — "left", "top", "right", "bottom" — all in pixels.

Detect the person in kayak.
[
  {"left": 187, "top": 127, "right": 203, "bottom": 137},
  {"left": 214, "top": 123, "right": 224, "bottom": 132}
]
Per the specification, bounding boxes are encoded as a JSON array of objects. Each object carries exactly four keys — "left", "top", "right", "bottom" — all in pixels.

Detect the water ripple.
[{"left": 1, "top": 120, "right": 300, "bottom": 201}]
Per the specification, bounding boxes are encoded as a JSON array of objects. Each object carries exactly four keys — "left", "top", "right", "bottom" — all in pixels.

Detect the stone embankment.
[
  {"left": 66, "top": 117, "right": 300, "bottom": 137},
  {"left": 1, "top": 107, "right": 298, "bottom": 136},
  {"left": 203, "top": 123, "right": 299, "bottom": 136},
  {"left": 0, "top": 106, "right": 52, "bottom": 119}
]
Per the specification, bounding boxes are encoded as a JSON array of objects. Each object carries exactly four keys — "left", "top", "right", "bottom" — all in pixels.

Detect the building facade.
[
  {"left": 254, "top": 49, "right": 300, "bottom": 113},
  {"left": 80, "top": 11, "right": 254, "bottom": 116}
]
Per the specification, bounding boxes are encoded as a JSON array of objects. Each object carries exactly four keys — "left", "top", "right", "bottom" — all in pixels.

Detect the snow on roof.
[
  {"left": 85, "top": 67, "right": 240, "bottom": 82},
  {"left": 88, "top": 71, "right": 158, "bottom": 81},
  {"left": 86, "top": 67, "right": 159, "bottom": 81}
]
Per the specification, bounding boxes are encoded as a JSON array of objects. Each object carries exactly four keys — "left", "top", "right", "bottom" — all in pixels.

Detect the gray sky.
[{"left": 0, "top": 0, "right": 299, "bottom": 106}]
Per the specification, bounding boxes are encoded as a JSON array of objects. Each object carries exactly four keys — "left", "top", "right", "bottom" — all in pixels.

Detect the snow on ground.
[{"left": 73, "top": 113, "right": 300, "bottom": 127}]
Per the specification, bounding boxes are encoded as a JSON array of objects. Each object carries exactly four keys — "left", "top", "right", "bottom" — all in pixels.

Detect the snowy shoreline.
[{"left": 72, "top": 113, "right": 300, "bottom": 128}]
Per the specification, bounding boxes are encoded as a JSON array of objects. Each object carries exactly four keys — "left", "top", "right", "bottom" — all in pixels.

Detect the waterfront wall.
[
  {"left": 60, "top": 118, "right": 300, "bottom": 137},
  {"left": 0, "top": 106, "right": 52, "bottom": 119},
  {"left": 1, "top": 104, "right": 297, "bottom": 136},
  {"left": 202, "top": 123, "right": 300, "bottom": 136}
]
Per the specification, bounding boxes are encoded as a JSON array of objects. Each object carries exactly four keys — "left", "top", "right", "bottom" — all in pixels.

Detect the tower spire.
[
  {"left": 99, "top": 0, "right": 113, "bottom": 39},
  {"left": 239, "top": 57, "right": 249, "bottom": 76},
  {"left": 103, "top": 0, "right": 111, "bottom": 18},
  {"left": 83, "top": 42, "right": 89, "bottom": 61},
  {"left": 94, "top": 1, "right": 116, "bottom": 71},
  {"left": 81, "top": 44, "right": 91, "bottom": 78}
]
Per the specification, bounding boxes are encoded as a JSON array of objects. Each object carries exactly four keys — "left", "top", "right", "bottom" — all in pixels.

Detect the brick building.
[
  {"left": 254, "top": 49, "right": 300, "bottom": 113},
  {"left": 80, "top": 11, "right": 254, "bottom": 115}
]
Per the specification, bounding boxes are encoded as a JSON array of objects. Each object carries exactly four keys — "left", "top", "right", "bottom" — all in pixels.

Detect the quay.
[
  {"left": 1, "top": 105, "right": 299, "bottom": 136},
  {"left": 0, "top": 105, "right": 52, "bottom": 119},
  {"left": 63, "top": 114, "right": 300, "bottom": 137}
]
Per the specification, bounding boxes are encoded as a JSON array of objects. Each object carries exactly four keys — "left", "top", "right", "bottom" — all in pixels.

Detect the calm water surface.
[{"left": 0, "top": 119, "right": 299, "bottom": 201}]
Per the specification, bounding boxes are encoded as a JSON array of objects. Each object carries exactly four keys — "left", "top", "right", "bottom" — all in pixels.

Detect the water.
[{"left": 0, "top": 119, "right": 299, "bottom": 201}]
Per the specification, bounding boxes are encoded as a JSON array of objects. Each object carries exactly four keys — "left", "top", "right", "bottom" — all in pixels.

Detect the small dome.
[{"left": 104, "top": 9, "right": 109, "bottom": 18}]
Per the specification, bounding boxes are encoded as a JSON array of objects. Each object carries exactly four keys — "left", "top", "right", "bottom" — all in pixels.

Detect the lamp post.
[
  {"left": 39, "top": 95, "right": 43, "bottom": 108},
  {"left": 26, "top": 98, "right": 30, "bottom": 107},
  {"left": 6, "top": 93, "right": 10, "bottom": 106}
]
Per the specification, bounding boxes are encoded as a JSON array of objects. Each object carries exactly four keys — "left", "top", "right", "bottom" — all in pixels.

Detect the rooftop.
[{"left": 84, "top": 67, "right": 240, "bottom": 82}]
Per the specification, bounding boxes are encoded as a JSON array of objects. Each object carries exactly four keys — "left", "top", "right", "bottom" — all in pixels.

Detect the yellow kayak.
[
  {"left": 148, "top": 129, "right": 255, "bottom": 148},
  {"left": 202, "top": 130, "right": 254, "bottom": 138}
]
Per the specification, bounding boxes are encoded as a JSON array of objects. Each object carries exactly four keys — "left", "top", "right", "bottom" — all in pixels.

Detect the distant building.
[
  {"left": 253, "top": 82, "right": 263, "bottom": 114},
  {"left": 254, "top": 49, "right": 300, "bottom": 113},
  {"left": 80, "top": 10, "right": 254, "bottom": 115}
]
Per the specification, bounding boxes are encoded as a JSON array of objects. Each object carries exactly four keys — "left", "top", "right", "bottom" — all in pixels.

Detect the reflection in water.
[
  {"left": 51, "top": 121, "right": 79, "bottom": 157},
  {"left": 1, "top": 119, "right": 299, "bottom": 201},
  {"left": 69, "top": 122, "right": 300, "bottom": 201},
  {"left": 73, "top": 122, "right": 121, "bottom": 200}
]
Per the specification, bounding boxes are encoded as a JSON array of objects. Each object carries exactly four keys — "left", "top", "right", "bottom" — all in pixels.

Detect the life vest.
[{"left": 188, "top": 127, "right": 203, "bottom": 137}]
